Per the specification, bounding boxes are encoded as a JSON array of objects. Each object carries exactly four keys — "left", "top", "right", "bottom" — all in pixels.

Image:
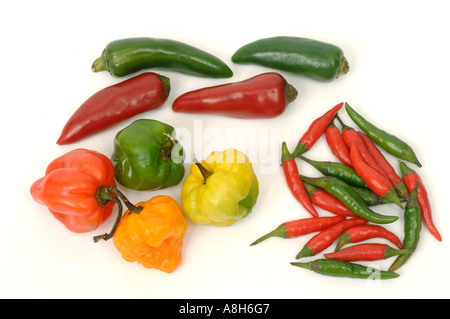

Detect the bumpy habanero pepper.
[
  {"left": 112, "top": 119, "right": 185, "bottom": 190},
  {"left": 232, "top": 36, "right": 349, "bottom": 81},
  {"left": 112, "top": 195, "right": 188, "bottom": 273},
  {"left": 30, "top": 149, "right": 117, "bottom": 233},
  {"left": 172, "top": 72, "right": 298, "bottom": 119},
  {"left": 92, "top": 37, "right": 233, "bottom": 78},
  {"left": 57, "top": 72, "right": 170, "bottom": 145},
  {"left": 180, "top": 149, "right": 259, "bottom": 226}
]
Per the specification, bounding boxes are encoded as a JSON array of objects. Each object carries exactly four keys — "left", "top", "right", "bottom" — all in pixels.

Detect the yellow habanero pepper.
[
  {"left": 112, "top": 195, "right": 188, "bottom": 273},
  {"left": 181, "top": 149, "right": 259, "bottom": 226}
]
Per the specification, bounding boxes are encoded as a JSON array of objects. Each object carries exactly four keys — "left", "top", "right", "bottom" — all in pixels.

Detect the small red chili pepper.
[
  {"left": 400, "top": 162, "right": 441, "bottom": 241},
  {"left": 350, "top": 143, "right": 403, "bottom": 208},
  {"left": 335, "top": 224, "right": 403, "bottom": 251},
  {"left": 57, "top": 72, "right": 170, "bottom": 145},
  {"left": 281, "top": 142, "right": 318, "bottom": 218},
  {"left": 250, "top": 216, "right": 346, "bottom": 246},
  {"left": 304, "top": 183, "right": 358, "bottom": 217},
  {"left": 172, "top": 72, "right": 298, "bottom": 118},
  {"left": 293, "top": 102, "right": 343, "bottom": 156},
  {"left": 325, "top": 119, "right": 352, "bottom": 167},
  {"left": 324, "top": 243, "right": 413, "bottom": 262},
  {"left": 358, "top": 131, "right": 409, "bottom": 199},
  {"left": 296, "top": 217, "right": 368, "bottom": 259}
]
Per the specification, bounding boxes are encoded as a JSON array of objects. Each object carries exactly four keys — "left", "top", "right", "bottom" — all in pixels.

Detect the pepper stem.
[
  {"left": 91, "top": 50, "right": 108, "bottom": 73},
  {"left": 337, "top": 56, "right": 349, "bottom": 78},
  {"left": 93, "top": 186, "right": 143, "bottom": 243},
  {"left": 284, "top": 83, "right": 298, "bottom": 104},
  {"left": 193, "top": 156, "right": 213, "bottom": 182}
]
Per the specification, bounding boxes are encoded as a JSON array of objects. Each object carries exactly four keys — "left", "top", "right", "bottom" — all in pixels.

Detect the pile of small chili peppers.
[{"left": 253, "top": 102, "right": 441, "bottom": 280}]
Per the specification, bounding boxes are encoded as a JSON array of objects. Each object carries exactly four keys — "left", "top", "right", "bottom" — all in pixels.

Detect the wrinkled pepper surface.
[
  {"left": 113, "top": 195, "right": 188, "bottom": 273},
  {"left": 181, "top": 149, "right": 259, "bottom": 226},
  {"left": 30, "top": 149, "right": 117, "bottom": 233},
  {"left": 111, "top": 119, "right": 185, "bottom": 190}
]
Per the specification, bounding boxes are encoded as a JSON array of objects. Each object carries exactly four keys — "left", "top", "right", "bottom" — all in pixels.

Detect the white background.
[{"left": 2, "top": 0, "right": 449, "bottom": 299}]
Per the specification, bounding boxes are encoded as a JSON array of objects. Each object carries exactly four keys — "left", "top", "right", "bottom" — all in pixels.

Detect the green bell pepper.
[{"left": 111, "top": 119, "right": 185, "bottom": 190}]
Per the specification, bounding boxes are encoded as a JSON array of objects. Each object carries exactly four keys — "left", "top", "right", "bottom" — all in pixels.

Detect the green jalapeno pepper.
[
  {"left": 231, "top": 36, "right": 349, "bottom": 81},
  {"left": 291, "top": 259, "right": 399, "bottom": 279},
  {"left": 345, "top": 103, "right": 422, "bottom": 167},
  {"left": 301, "top": 175, "right": 399, "bottom": 224},
  {"left": 389, "top": 183, "right": 421, "bottom": 271},
  {"left": 111, "top": 119, "right": 185, "bottom": 190},
  {"left": 92, "top": 37, "right": 233, "bottom": 78}
]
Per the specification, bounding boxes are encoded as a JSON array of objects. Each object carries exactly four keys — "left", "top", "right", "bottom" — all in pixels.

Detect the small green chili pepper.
[
  {"left": 345, "top": 102, "right": 422, "bottom": 167},
  {"left": 92, "top": 37, "right": 233, "bottom": 78},
  {"left": 231, "top": 36, "right": 349, "bottom": 81},
  {"left": 299, "top": 155, "right": 368, "bottom": 189},
  {"left": 291, "top": 259, "right": 399, "bottom": 280},
  {"left": 389, "top": 183, "right": 422, "bottom": 272},
  {"left": 111, "top": 119, "right": 185, "bottom": 190},
  {"left": 301, "top": 175, "right": 399, "bottom": 224}
]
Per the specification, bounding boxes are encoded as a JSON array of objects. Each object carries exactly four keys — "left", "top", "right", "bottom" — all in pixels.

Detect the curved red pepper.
[
  {"left": 57, "top": 72, "right": 170, "bottom": 145},
  {"left": 281, "top": 142, "right": 318, "bottom": 218},
  {"left": 293, "top": 102, "right": 343, "bottom": 156},
  {"left": 325, "top": 120, "right": 352, "bottom": 167},
  {"left": 304, "top": 183, "right": 358, "bottom": 217},
  {"left": 172, "top": 72, "right": 298, "bottom": 118},
  {"left": 30, "top": 149, "right": 117, "bottom": 233},
  {"left": 335, "top": 224, "right": 403, "bottom": 250}
]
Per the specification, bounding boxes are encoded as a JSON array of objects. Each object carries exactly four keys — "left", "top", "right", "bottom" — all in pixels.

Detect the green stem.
[
  {"left": 193, "top": 157, "right": 213, "bottom": 182},
  {"left": 91, "top": 50, "right": 108, "bottom": 73},
  {"left": 284, "top": 83, "right": 298, "bottom": 104},
  {"left": 337, "top": 56, "right": 349, "bottom": 78}
]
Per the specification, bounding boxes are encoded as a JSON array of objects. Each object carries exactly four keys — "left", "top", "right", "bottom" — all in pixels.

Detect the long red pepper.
[
  {"left": 358, "top": 131, "right": 408, "bottom": 199},
  {"left": 250, "top": 216, "right": 346, "bottom": 246},
  {"left": 324, "top": 243, "right": 412, "bottom": 262},
  {"left": 57, "top": 72, "right": 170, "bottom": 145},
  {"left": 325, "top": 119, "right": 352, "bottom": 167},
  {"left": 335, "top": 224, "right": 403, "bottom": 251},
  {"left": 304, "top": 183, "right": 358, "bottom": 217},
  {"left": 281, "top": 142, "right": 318, "bottom": 218},
  {"left": 296, "top": 217, "right": 368, "bottom": 258},
  {"left": 350, "top": 143, "right": 403, "bottom": 208},
  {"left": 400, "top": 162, "right": 441, "bottom": 241},
  {"left": 293, "top": 102, "right": 343, "bottom": 156}
]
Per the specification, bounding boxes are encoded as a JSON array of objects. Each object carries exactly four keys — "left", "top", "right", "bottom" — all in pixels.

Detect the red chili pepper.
[
  {"left": 350, "top": 143, "right": 403, "bottom": 208},
  {"left": 324, "top": 243, "right": 412, "bottom": 262},
  {"left": 358, "top": 131, "right": 408, "bottom": 199},
  {"left": 325, "top": 119, "right": 352, "bottom": 167},
  {"left": 281, "top": 142, "right": 318, "bottom": 218},
  {"left": 296, "top": 217, "right": 368, "bottom": 258},
  {"left": 57, "top": 72, "right": 170, "bottom": 145},
  {"left": 335, "top": 224, "right": 403, "bottom": 251},
  {"left": 400, "top": 162, "right": 441, "bottom": 241},
  {"left": 304, "top": 183, "right": 358, "bottom": 217},
  {"left": 172, "top": 72, "right": 298, "bottom": 118},
  {"left": 293, "top": 102, "right": 343, "bottom": 156},
  {"left": 250, "top": 216, "right": 346, "bottom": 246}
]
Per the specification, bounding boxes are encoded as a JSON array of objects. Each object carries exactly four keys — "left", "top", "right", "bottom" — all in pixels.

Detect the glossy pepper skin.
[
  {"left": 57, "top": 73, "right": 170, "bottom": 145},
  {"left": 172, "top": 72, "right": 298, "bottom": 119},
  {"left": 232, "top": 36, "right": 349, "bottom": 81},
  {"left": 345, "top": 103, "right": 422, "bottom": 167},
  {"left": 335, "top": 224, "right": 403, "bottom": 251},
  {"left": 291, "top": 259, "right": 399, "bottom": 280},
  {"left": 111, "top": 119, "right": 185, "bottom": 190},
  {"left": 92, "top": 37, "right": 233, "bottom": 78},
  {"left": 30, "top": 149, "right": 116, "bottom": 233},
  {"left": 113, "top": 195, "right": 188, "bottom": 273},
  {"left": 180, "top": 149, "right": 259, "bottom": 226}
]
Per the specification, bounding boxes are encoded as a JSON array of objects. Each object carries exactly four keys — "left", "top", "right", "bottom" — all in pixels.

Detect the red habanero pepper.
[
  {"left": 335, "top": 224, "right": 403, "bottom": 251},
  {"left": 250, "top": 216, "right": 345, "bottom": 246},
  {"left": 358, "top": 131, "right": 408, "bottom": 199},
  {"left": 293, "top": 102, "right": 343, "bottom": 156},
  {"left": 400, "top": 162, "right": 441, "bottom": 241},
  {"left": 325, "top": 119, "right": 352, "bottom": 167},
  {"left": 304, "top": 183, "right": 358, "bottom": 217},
  {"left": 324, "top": 243, "right": 412, "bottom": 262},
  {"left": 30, "top": 149, "right": 118, "bottom": 233},
  {"left": 172, "top": 72, "right": 298, "bottom": 119},
  {"left": 296, "top": 217, "right": 368, "bottom": 259},
  {"left": 281, "top": 142, "right": 318, "bottom": 218},
  {"left": 57, "top": 72, "right": 170, "bottom": 145},
  {"left": 350, "top": 143, "right": 403, "bottom": 208}
]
